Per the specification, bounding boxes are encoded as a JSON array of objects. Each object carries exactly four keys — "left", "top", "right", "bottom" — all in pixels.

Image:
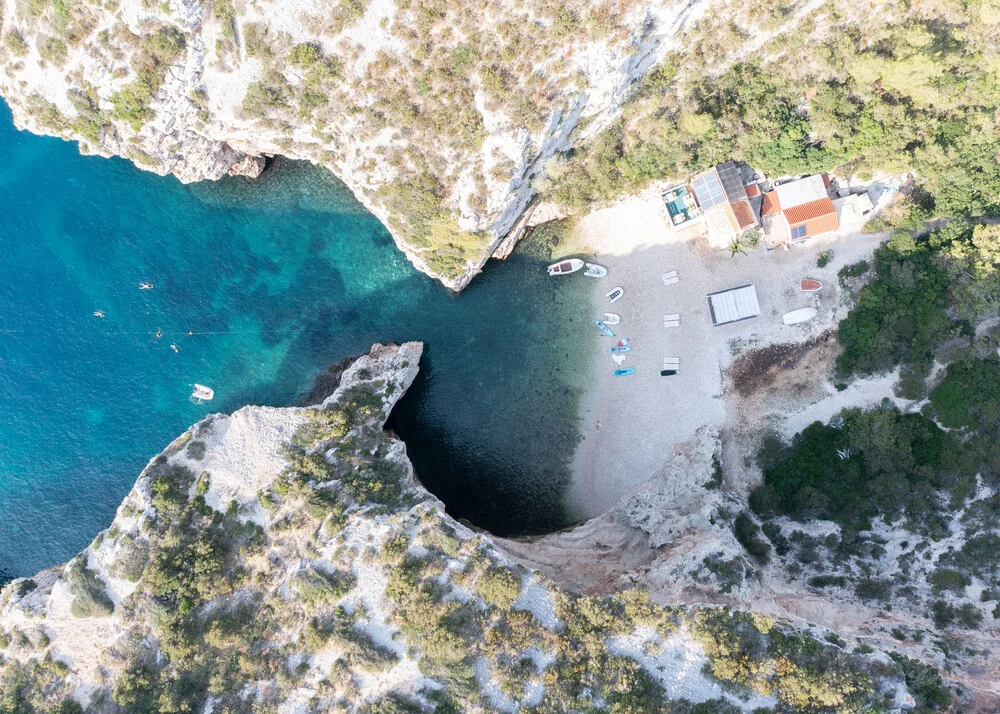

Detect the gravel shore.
[{"left": 557, "top": 186, "right": 886, "bottom": 520}]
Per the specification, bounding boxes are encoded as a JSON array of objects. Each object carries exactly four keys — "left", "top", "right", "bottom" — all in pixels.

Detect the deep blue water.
[{"left": 0, "top": 102, "right": 591, "bottom": 578}]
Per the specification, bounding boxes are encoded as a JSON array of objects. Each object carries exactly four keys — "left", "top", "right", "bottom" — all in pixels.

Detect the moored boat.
[
  {"left": 547, "top": 258, "right": 585, "bottom": 276},
  {"left": 603, "top": 313, "right": 620, "bottom": 325},
  {"left": 606, "top": 287, "right": 624, "bottom": 303},
  {"left": 190, "top": 384, "right": 215, "bottom": 403},
  {"left": 613, "top": 368, "right": 636, "bottom": 376},
  {"left": 584, "top": 263, "right": 608, "bottom": 278},
  {"left": 595, "top": 320, "right": 615, "bottom": 337},
  {"left": 800, "top": 279, "right": 822, "bottom": 292},
  {"left": 782, "top": 307, "right": 818, "bottom": 325}
]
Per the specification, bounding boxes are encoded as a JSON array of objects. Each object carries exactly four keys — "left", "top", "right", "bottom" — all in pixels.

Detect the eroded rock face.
[
  {"left": 0, "top": 0, "right": 710, "bottom": 288},
  {"left": 0, "top": 345, "right": 939, "bottom": 713}
]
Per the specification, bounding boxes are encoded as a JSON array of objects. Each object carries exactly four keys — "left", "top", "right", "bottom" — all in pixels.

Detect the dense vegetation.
[
  {"left": 0, "top": 369, "right": 949, "bottom": 713},
  {"left": 546, "top": 2, "right": 1000, "bottom": 220},
  {"left": 751, "top": 407, "right": 973, "bottom": 535}
]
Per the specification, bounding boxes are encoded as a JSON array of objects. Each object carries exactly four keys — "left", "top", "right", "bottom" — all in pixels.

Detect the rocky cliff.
[
  {"left": 0, "top": 0, "right": 709, "bottom": 289},
  {"left": 0, "top": 344, "right": 942, "bottom": 713}
]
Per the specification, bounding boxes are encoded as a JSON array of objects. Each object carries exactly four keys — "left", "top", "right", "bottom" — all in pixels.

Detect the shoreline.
[{"left": 558, "top": 187, "right": 887, "bottom": 521}]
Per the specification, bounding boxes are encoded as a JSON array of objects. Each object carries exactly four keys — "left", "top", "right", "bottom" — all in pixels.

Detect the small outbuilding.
[{"left": 707, "top": 284, "right": 761, "bottom": 326}]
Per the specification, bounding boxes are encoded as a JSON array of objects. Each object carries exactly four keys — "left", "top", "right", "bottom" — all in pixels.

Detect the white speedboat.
[
  {"left": 584, "top": 263, "right": 608, "bottom": 278},
  {"left": 547, "top": 258, "right": 585, "bottom": 276},
  {"left": 190, "top": 384, "right": 215, "bottom": 403},
  {"left": 782, "top": 307, "right": 818, "bottom": 325}
]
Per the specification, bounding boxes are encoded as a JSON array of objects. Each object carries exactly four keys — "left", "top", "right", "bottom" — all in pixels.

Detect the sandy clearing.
[{"left": 560, "top": 185, "right": 886, "bottom": 520}]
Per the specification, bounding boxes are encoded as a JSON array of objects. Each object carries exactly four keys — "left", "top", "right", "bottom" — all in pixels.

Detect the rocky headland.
[
  {"left": 0, "top": 0, "right": 710, "bottom": 289},
  {"left": 0, "top": 343, "right": 958, "bottom": 713}
]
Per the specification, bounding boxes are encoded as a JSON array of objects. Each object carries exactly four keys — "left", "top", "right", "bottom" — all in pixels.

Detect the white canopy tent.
[{"left": 707, "top": 284, "right": 761, "bottom": 326}]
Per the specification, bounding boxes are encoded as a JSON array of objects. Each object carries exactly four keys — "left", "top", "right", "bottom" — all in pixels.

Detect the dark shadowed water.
[{"left": 0, "top": 102, "right": 592, "bottom": 578}]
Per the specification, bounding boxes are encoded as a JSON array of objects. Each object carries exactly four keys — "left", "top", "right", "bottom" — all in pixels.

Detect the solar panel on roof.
[
  {"left": 692, "top": 170, "right": 727, "bottom": 209},
  {"left": 717, "top": 162, "right": 748, "bottom": 202}
]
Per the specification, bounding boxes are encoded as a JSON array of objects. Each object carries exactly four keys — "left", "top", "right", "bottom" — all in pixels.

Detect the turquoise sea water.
[{"left": 0, "top": 102, "right": 591, "bottom": 579}]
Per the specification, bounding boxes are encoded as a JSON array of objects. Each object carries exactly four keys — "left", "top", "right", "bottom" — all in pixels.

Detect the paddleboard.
[
  {"left": 613, "top": 368, "right": 636, "bottom": 376},
  {"left": 609, "top": 345, "right": 631, "bottom": 353},
  {"left": 595, "top": 320, "right": 615, "bottom": 337}
]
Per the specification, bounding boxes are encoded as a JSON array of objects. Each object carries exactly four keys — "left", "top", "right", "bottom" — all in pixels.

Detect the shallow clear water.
[{"left": 0, "top": 102, "right": 592, "bottom": 578}]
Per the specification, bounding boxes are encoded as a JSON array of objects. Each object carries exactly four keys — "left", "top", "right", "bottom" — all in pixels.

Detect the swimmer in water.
[
  {"left": 170, "top": 344, "right": 179, "bottom": 353},
  {"left": 155, "top": 329, "right": 163, "bottom": 339},
  {"left": 93, "top": 310, "right": 104, "bottom": 318}
]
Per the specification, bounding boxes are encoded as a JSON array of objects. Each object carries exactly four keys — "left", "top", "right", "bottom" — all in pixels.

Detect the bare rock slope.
[
  {"left": 0, "top": 0, "right": 708, "bottom": 288},
  {"left": 0, "top": 344, "right": 938, "bottom": 713}
]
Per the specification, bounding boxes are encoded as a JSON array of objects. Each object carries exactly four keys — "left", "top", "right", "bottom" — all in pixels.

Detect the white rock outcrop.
[{"left": 0, "top": 0, "right": 711, "bottom": 289}]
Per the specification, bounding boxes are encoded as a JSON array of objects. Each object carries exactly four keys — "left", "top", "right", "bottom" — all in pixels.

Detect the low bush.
[
  {"left": 733, "top": 512, "right": 771, "bottom": 564},
  {"left": 66, "top": 559, "right": 115, "bottom": 618},
  {"left": 477, "top": 567, "right": 521, "bottom": 610}
]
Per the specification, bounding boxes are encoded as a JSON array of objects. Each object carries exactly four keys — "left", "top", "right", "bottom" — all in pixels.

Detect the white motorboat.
[
  {"left": 190, "top": 384, "right": 215, "bottom": 403},
  {"left": 782, "top": 307, "right": 818, "bottom": 325},
  {"left": 547, "top": 258, "right": 585, "bottom": 276},
  {"left": 584, "top": 263, "right": 608, "bottom": 278},
  {"left": 606, "top": 287, "right": 624, "bottom": 303},
  {"left": 602, "top": 313, "right": 621, "bottom": 325}
]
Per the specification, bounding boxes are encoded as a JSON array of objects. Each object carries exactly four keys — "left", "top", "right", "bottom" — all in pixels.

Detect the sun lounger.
[
  {"left": 663, "top": 314, "right": 680, "bottom": 328},
  {"left": 662, "top": 270, "right": 679, "bottom": 286},
  {"left": 661, "top": 356, "right": 679, "bottom": 376}
]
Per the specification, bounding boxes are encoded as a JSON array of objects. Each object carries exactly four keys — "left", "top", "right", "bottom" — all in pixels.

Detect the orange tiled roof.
[
  {"left": 761, "top": 191, "right": 781, "bottom": 216},
  {"left": 744, "top": 183, "right": 761, "bottom": 197},
  {"left": 731, "top": 199, "right": 756, "bottom": 229},
  {"left": 783, "top": 197, "right": 837, "bottom": 225}
]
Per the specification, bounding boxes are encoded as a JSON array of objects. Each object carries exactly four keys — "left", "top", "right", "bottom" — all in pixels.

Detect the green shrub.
[
  {"left": 928, "top": 568, "right": 968, "bottom": 594},
  {"left": 110, "top": 70, "right": 161, "bottom": 130},
  {"left": 241, "top": 75, "right": 290, "bottom": 116},
  {"left": 37, "top": 35, "right": 67, "bottom": 66},
  {"left": 929, "top": 358, "right": 1000, "bottom": 429},
  {"left": 808, "top": 574, "right": 846, "bottom": 588},
  {"left": 4, "top": 30, "right": 29, "bottom": 56},
  {"left": 241, "top": 22, "right": 273, "bottom": 58},
  {"left": 186, "top": 440, "right": 206, "bottom": 460},
  {"left": 853, "top": 578, "right": 892, "bottom": 603},
  {"left": 292, "top": 567, "right": 355, "bottom": 607},
  {"left": 477, "top": 567, "right": 521, "bottom": 609},
  {"left": 66, "top": 559, "right": 115, "bottom": 618},
  {"left": 838, "top": 259, "right": 869, "bottom": 281},
  {"left": 733, "top": 512, "right": 771, "bottom": 564}
]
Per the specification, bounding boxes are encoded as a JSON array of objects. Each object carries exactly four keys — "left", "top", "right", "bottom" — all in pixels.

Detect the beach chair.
[
  {"left": 661, "top": 357, "right": 679, "bottom": 376},
  {"left": 661, "top": 270, "right": 679, "bottom": 286},
  {"left": 663, "top": 314, "right": 680, "bottom": 328}
]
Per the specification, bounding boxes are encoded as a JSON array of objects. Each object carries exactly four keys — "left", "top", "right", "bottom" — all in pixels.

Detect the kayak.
[
  {"left": 613, "top": 368, "right": 636, "bottom": 376},
  {"left": 800, "top": 279, "right": 822, "bottom": 292},
  {"left": 606, "top": 287, "right": 624, "bottom": 303},
  {"left": 595, "top": 320, "right": 615, "bottom": 337},
  {"left": 609, "top": 345, "right": 631, "bottom": 353}
]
